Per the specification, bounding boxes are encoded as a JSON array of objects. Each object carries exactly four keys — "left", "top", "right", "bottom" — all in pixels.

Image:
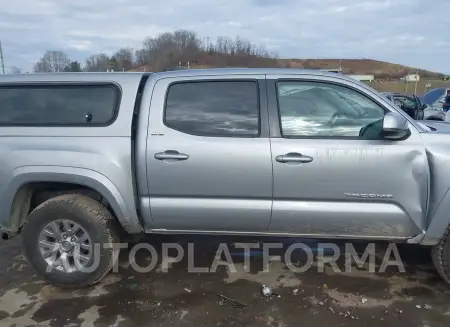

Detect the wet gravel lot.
[{"left": 1, "top": 235, "right": 450, "bottom": 327}]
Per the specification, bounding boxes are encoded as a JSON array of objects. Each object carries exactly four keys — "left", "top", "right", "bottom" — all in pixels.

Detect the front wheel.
[
  {"left": 22, "top": 194, "right": 120, "bottom": 287},
  {"left": 432, "top": 227, "right": 450, "bottom": 285}
]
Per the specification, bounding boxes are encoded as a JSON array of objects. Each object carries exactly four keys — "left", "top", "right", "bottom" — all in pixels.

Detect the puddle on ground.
[{"left": 1, "top": 236, "right": 450, "bottom": 326}]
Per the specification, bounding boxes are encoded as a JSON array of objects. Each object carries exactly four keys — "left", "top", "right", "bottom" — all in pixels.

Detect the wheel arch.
[
  {"left": 1, "top": 166, "right": 142, "bottom": 236},
  {"left": 422, "top": 188, "right": 450, "bottom": 245}
]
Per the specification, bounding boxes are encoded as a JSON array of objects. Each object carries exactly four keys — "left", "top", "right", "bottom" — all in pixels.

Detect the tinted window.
[
  {"left": 277, "top": 81, "right": 386, "bottom": 138},
  {"left": 165, "top": 81, "right": 259, "bottom": 136},
  {"left": 394, "top": 96, "right": 415, "bottom": 108},
  {"left": 0, "top": 84, "right": 119, "bottom": 125}
]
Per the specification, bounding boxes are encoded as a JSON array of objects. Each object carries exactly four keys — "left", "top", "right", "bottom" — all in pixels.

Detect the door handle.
[
  {"left": 276, "top": 152, "right": 313, "bottom": 163},
  {"left": 154, "top": 150, "right": 189, "bottom": 161}
]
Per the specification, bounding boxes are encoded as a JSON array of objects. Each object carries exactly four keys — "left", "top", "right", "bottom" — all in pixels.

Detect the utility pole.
[
  {"left": 0, "top": 41, "right": 5, "bottom": 74},
  {"left": 414, "top": 69, "right": 419, "bottom": 94}
]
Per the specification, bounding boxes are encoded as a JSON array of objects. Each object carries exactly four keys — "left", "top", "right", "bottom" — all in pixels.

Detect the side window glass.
[
  {"left": 277, "top": 81, "right": 386, "bottom": 138},
  {"left": 398, "top": 97, "right": 415, "bottom": 108},
  {"left": 165, "top": 81, "right": 259, "bottom": 137},
  {"left": 0, "top": 85, "right": 119, "bottom": 125}
]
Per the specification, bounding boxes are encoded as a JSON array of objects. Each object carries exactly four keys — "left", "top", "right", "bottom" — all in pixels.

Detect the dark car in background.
[
  {"left": 381, "top": 92, "right": 429, "bottom": 120},
  {"left": 381, "top": 89, "right": 445, "bottom": 121}
]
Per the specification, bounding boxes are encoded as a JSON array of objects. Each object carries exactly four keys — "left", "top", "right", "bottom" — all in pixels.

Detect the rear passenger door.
[{"left": 145, "top": 75, "right": 273, "bottom": 232}]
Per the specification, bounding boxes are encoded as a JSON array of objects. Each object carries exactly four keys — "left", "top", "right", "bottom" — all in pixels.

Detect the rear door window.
[{"left": 164, "top": 81, "right": 260, "bottom": 137}]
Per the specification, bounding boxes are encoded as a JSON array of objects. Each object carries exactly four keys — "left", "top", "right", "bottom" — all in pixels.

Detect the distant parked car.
[
  {"left": 422, "top": 88, "right": 450, "bottom": 109},
  {"left": 381, "top": 92, "right": 428, "bottom": 120},
  {"left": 421, "top": 88, "right": 450, "bottom": 121}
]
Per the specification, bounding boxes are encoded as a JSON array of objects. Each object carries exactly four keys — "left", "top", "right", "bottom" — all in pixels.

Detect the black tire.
[
  {"left": 22, "top": 194, "right": 120, "bottom": 287},
  {"left": 432, "top": 226, "right": 450, "bottom": 285}
]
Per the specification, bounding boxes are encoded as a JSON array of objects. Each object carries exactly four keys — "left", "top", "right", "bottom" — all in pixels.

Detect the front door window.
[{"left": 277, "top": 81, "right": 386, "bottom": 139}]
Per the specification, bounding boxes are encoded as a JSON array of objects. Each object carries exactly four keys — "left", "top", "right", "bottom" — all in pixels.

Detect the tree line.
[{"left": 32, "top": 30, "right": 278, "bottom": 73}]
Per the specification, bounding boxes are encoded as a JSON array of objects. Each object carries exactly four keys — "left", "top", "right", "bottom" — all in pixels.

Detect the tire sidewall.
[
  {"left": 22, "top": 199, "right": 114, "bottom": 286},
  {"left": 439, "top": 236, "right": 450, "bottom": 283}
]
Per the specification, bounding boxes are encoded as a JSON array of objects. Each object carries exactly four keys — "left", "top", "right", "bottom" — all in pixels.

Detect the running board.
[{"left": 147, "top": 228, "right": 410, "bottom": 242}]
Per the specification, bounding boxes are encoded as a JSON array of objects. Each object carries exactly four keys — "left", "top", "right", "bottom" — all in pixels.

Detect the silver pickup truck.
[{"left": 2, "top": 69, "right": 450, "bottom": 287}]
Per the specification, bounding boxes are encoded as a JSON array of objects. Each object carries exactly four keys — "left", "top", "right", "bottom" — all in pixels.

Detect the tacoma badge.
[{"left": 344, "top": 193, "right": 393, "bottom": 199}]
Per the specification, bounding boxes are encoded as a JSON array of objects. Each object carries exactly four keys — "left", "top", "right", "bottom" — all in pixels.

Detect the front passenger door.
[{"left": 267, "top": 76, "right": 428, "bottom": 239}]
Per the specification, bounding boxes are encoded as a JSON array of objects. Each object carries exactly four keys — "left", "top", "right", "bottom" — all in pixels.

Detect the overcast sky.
[{"left": 1, "top": 0, "right": 449, "bottom": 73}]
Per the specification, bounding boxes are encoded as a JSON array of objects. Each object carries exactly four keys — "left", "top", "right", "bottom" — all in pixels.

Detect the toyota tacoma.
[{"left": 2, "top": 69, "right": 450, "bottom": 286}]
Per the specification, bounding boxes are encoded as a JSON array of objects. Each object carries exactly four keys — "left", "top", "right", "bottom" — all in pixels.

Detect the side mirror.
[
  {"left": 383, "top": 112, "right": 410, "bottom": 140},
  {"left": 421, "top": 103, "right": 428, "bottom": 110}
]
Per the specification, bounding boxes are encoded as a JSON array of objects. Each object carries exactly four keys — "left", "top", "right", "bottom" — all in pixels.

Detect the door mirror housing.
[
  {"left": 383, "top": 112, "right": 410, "bottom": 140},
  {"left": 421, "top": 103, "right": 428, "bottom": 110}
]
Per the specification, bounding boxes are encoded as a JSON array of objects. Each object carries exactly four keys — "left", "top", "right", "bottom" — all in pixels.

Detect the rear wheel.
[
  {"left": 432, "top": 226, "right": 450, "bottom": 285},
  {"left": 22, "top": 194, "right": 120, "bottom": 287}
]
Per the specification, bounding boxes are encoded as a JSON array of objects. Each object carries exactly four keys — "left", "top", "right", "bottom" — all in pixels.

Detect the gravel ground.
[{"left": 1, "top": 235, "right": 450, "bottom": 327}]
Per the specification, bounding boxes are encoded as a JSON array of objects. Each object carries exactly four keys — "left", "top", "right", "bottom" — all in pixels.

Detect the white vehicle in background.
[
  {"left": 422, "top": 88, "right": 450, "bottom": 110},
  {"left": 421, "top": 88, "right": 450, "bottom": 121}
]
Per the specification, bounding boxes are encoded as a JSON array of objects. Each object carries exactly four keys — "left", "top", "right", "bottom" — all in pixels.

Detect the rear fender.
[{"left": 0, "top": 166, "right": 143, "bottom": 234}]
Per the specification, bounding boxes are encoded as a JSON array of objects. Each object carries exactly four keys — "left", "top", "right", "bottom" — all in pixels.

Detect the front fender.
[
  {"left": 422, "top": 188, "right": 450, "bottom": 245},
  {"left": 0, "top": 166, "right": 143, "bottom": 234}
]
